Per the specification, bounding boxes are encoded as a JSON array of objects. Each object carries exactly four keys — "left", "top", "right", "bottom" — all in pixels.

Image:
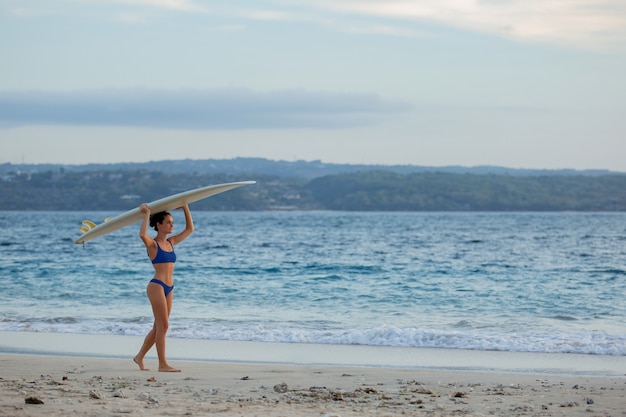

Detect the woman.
[{"left": 133, "top": 203, "right": 194, "bottom": 372}]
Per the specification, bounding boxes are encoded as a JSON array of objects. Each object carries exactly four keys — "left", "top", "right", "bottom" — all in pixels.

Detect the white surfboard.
[{"left": 75, "top": 180, "right": 255, "bottom": 244}]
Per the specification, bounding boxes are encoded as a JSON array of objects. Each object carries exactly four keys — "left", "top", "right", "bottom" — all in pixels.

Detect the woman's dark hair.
[{"left": 149, "top": 211, "right": 171, "bottom": 231}]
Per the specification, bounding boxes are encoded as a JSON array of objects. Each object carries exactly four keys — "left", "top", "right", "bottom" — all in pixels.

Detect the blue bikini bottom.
[{"left": 150, "top": 278, "right": 174, "bottom": 297}]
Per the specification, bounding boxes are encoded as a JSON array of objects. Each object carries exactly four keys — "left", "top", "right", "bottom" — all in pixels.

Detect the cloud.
[
  {"left": 8, "top": 0, "right": 626, "bottom": 50},
  {"left": 298, "top": 0, "right": 626, "bottom": 50},
  {"left": 8, "top": 0, "right": 625, "bottom": 55},
  {"left": 0, "top": 89, "right": 410, "bottom": 130}
]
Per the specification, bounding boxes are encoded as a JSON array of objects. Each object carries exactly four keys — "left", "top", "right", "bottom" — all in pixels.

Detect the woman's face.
[{"left": 159, "top": 215, "right": 174, "bottom": 233}]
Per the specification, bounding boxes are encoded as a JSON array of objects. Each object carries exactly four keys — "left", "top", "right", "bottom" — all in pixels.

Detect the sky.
[{"left": 1, "top": 0, "right": 626, "bottom": 171}]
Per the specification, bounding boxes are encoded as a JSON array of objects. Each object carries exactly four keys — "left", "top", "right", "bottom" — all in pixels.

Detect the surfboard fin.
[
  {"left": 79, "top": 226, "right": 89, "bottom": 233},
  {"left": 82, "top": 220, "right": 97, "bottom": 229}
]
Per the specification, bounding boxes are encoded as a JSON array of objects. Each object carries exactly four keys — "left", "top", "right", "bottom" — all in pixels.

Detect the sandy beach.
[
  {"left": 1, "top": 355, "right": 625, "bottom": 417},
  {"left": 1, "top": 337, "right": 625, "bottom": 417}
]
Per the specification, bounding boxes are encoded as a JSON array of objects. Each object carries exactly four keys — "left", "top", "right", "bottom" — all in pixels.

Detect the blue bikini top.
[{"left": 151, "top": 240, "right": 176, "bottom": 264}]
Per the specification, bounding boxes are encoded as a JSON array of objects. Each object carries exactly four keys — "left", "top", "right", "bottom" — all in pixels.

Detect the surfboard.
[{"left": 75, "top": 180, "right": 255, "bottom": 244}]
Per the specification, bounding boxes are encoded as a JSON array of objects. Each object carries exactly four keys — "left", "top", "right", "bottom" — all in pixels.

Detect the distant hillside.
[
  {"left": 1, "top": 165, "right": 625, "bottom": 211},
  {"left": 306, "top": 171, "right": 626, "bottom": 211},
  {"left": 0, "top": 157, "right": 620, "bottom": 180}
]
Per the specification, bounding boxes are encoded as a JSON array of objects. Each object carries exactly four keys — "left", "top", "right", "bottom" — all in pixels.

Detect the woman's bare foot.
[
  {"left": 158, "top": 365, "right": 181, "bottom": 372},
  {"left": 133, "top": 356, "right": 149, "bottom": 371}
]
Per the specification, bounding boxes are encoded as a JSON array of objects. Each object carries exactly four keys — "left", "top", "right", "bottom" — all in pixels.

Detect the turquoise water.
[{"left": 1, "top": 211, "right": 625, "bottom": 356}]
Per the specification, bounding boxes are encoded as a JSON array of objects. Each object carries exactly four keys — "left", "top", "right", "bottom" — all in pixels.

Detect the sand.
[
  {"left": 0, "top": 331, "right": 624, "bottom": 416},
  {"left": 1, "top": 354, "right": 624, "bottom": 417}
]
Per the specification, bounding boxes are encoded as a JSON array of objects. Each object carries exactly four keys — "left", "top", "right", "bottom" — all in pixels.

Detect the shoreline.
[{"left": 1, "top": 331, "right": 624, "bottom": 377}]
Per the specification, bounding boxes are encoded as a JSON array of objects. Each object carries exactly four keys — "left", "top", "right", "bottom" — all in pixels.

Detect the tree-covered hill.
[
  {"left": 306, "top": 171, "right": 626, "bottom": 211},
  {"left": 1, "top": 167, "right": 625, "bottom": 211},
  {"left": 1, "top": 157, "right": 620, "bottom": 179}
]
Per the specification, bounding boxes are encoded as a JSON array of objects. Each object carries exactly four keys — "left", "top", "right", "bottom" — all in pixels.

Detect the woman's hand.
[{"left": 140, "top": 203, "right": 150, "bottom": 214}]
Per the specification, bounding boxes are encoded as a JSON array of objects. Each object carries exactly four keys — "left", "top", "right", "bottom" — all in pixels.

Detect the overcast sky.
[{"left": 1, "top": 0, "right": 625, "bottom": 171}]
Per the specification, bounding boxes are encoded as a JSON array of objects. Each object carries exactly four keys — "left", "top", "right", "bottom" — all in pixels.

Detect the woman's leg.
[
  {"left": 134, "top": 284, "right": 158, "bottom": 370},
  {"left": 133, "top": 283, "right": 178, "bottom": 371},
  {"left": 146, "top": 283, "right": 179, "bottom": 372},
  {"left": 134, "top": 328, "right": 156, "bottom": 370}
]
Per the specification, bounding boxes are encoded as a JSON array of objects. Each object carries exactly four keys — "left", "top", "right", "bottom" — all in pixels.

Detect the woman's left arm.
[{"left": 170, "top": 204, "right": 194, "bottom": 245}]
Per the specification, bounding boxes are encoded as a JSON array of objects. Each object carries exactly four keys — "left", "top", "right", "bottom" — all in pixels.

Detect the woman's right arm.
[{"left": 139, "top": 203, "right": 153, "bottom": 247}]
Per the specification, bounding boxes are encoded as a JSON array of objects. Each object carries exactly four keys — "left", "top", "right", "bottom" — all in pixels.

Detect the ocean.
[{"left": 1, "top": 210, "right": 625, "bottom": 357}]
